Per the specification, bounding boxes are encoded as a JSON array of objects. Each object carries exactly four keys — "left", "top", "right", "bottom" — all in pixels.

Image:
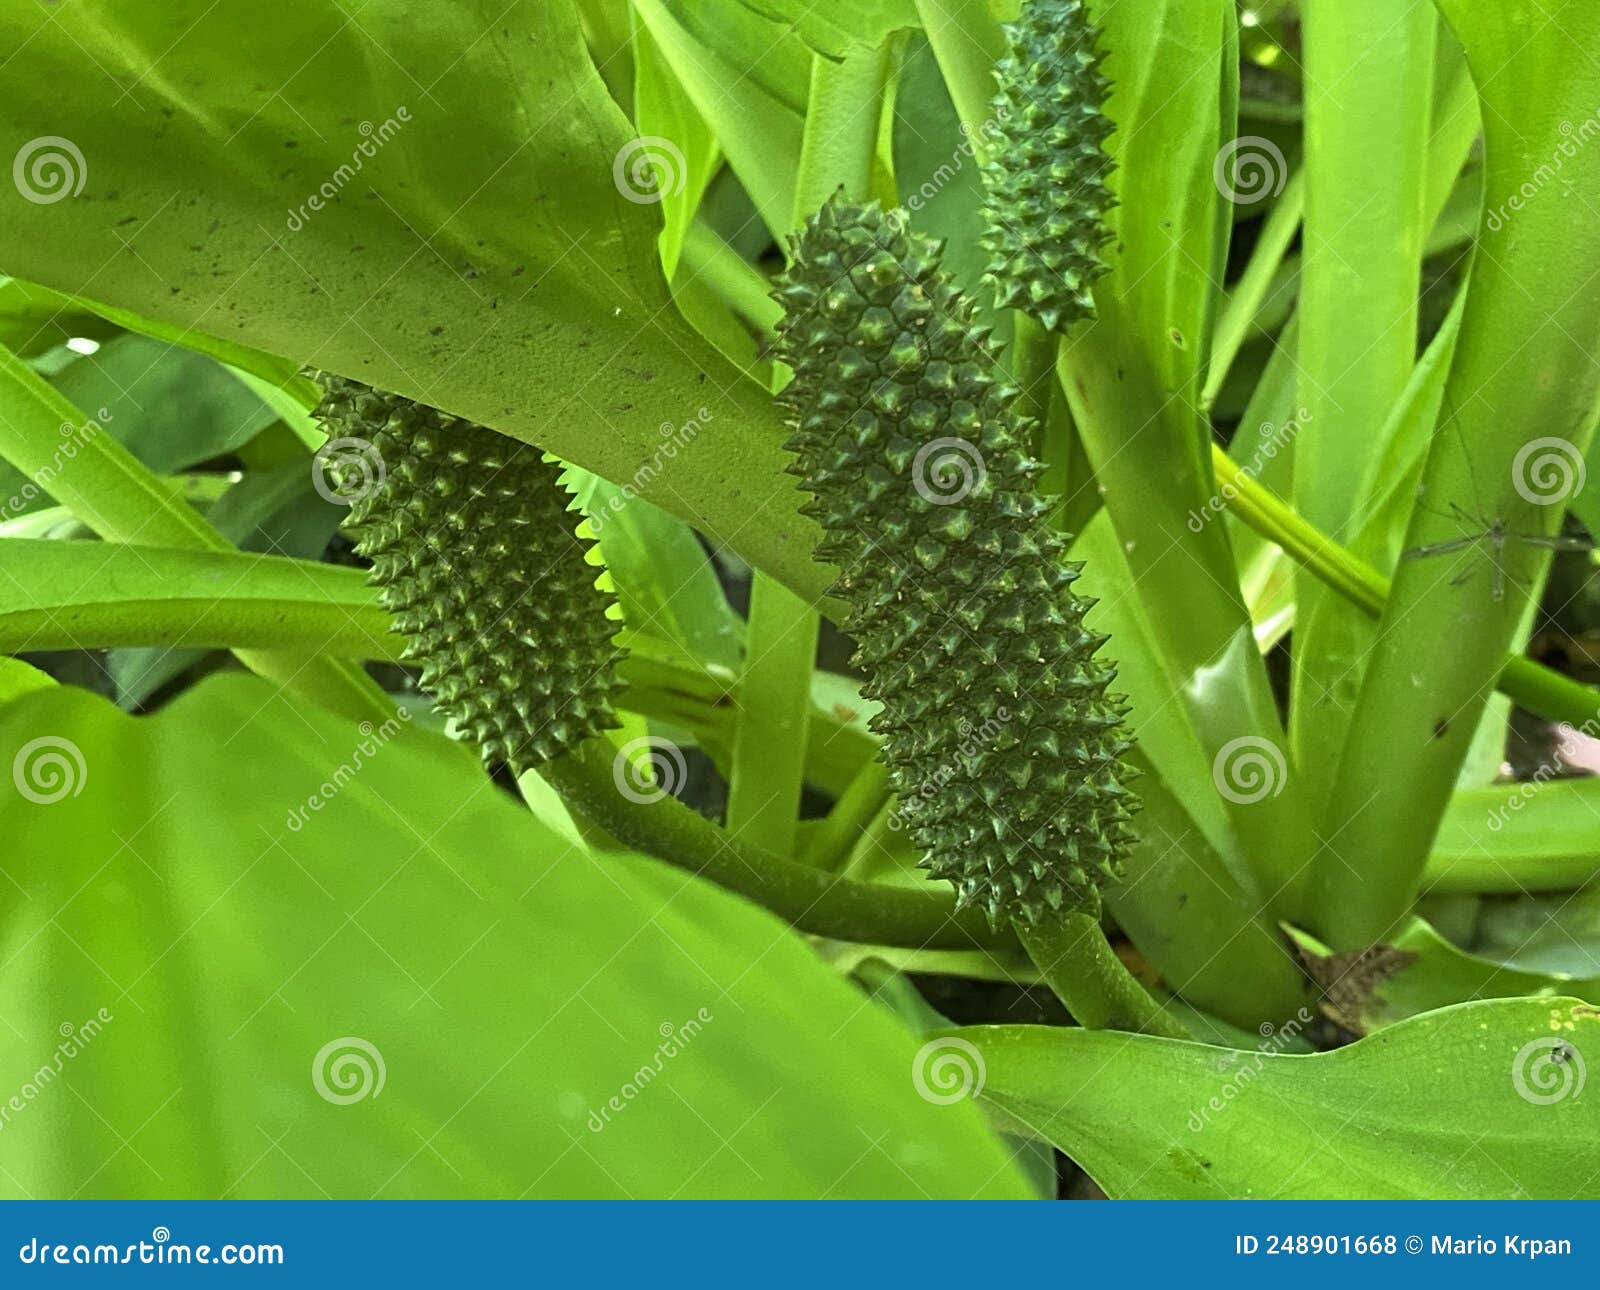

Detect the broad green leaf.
[
  {"left": 51, "top": 335, "right": 276, "bottom": 475},
  {"left": 631, "top": 0, "right": 806, "bottom": 240},
  {"left": 653, "top": 1, "right": 813, "bottom": 115},
  {"left": 0, "top": 656, "right": 55, "bottom": 705},
  {"left": 736, "top": 0, "right": 919, "bottom": 58},
  {"left": 577, "top": 0, "right": 637, "bottom": 114},
  {"left": 0, "top": 676, "right": 1030, "bottom": 1199},
  {"left": 910, "top": 0, "right": 1005, "bottom": 134},
  {"left": 0, "top": 280, "right": 118, "bottom": 359},
  {"left": 1428, "top": 775, "right": 1600, "bottom": 897},
  {"left": 1471, "top": 890, "right": 1600, "bottom": 979},
  {"left": 965, "top": 998, "right": 1600, "bottom": 1198},
  {"left": 0, "top": 1, "right": 827, "bottom": 607},
  {"left": 632, "top": 17, "right": 721, "bottom": 277},
  {"left": 1319, "top": 0, "right": 1600, "bottom": 944},
  {"left": 3, "top": 279, "right": 315, "bottom": 405},
  {"left": 567, "top": 467, "right": 744, "bottom": 671},
  {"left": 1287, "top": 920, "right": 1600, "bottom": 1033},
  {"left": 891, "top": 36, "right": 998, "bottom": 312}
]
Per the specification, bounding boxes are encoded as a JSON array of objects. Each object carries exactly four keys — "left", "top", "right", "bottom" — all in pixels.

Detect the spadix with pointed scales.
[
  {"left": 773, "top": 199, "right": 1139, "bottom": 928},
  {"left": 979, "top": 0, "right": 1116, "bottom": 332},
  {"left": 312, "top": 377, "right": 624, "bottom": 777}
]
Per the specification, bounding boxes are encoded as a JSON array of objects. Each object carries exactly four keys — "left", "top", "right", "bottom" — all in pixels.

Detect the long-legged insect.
[{"left": 1402, "top": 501, "right": 1594, "bottom": 601}]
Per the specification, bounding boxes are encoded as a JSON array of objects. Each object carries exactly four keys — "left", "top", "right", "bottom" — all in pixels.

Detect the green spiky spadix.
[
  {"left": 313, "top": 377, "right": 623, "bottom": 776},
  {"left": 979, "top": 0, "right": 1115, "bottom": 332},
  {"left": 774, "top": 200, "right": 1138, "bottom": 928}
]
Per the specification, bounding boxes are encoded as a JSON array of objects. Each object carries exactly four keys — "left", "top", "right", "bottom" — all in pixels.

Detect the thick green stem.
[
  {"left": 545, "top": 740, "right": 1011, "bottom": 951},
  {"left": 1212, "top": 444, "right": 1600, "bottom": 729},
  {"left": 1010, "top": 314, "right": 1058, "bottom": 432},
  {"left": 792, "top": 45, "right": 893, "bottom": 225},
  {"left": 1017, "top": 912, "right": 1190, "bottom": 1039},
  {"left": 800, "top": 759, "right": 890, "bottom": 870},
  {"left": 679, "top": 224, "right": 783, "bottom": 334},
  {"left": 726, "top": 576, "right": 819, "bottom": 855}
]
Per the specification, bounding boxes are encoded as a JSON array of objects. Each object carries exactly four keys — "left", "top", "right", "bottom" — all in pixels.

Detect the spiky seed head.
[
  {"left": 979, "top": 0, "right": 1116, "bottom": 332},
  {"left": 774, "top": 198, "right": 1138, "bottom": 928},
  {"left": 312, "top": 375, "right": 624, "bottom": 776}
]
